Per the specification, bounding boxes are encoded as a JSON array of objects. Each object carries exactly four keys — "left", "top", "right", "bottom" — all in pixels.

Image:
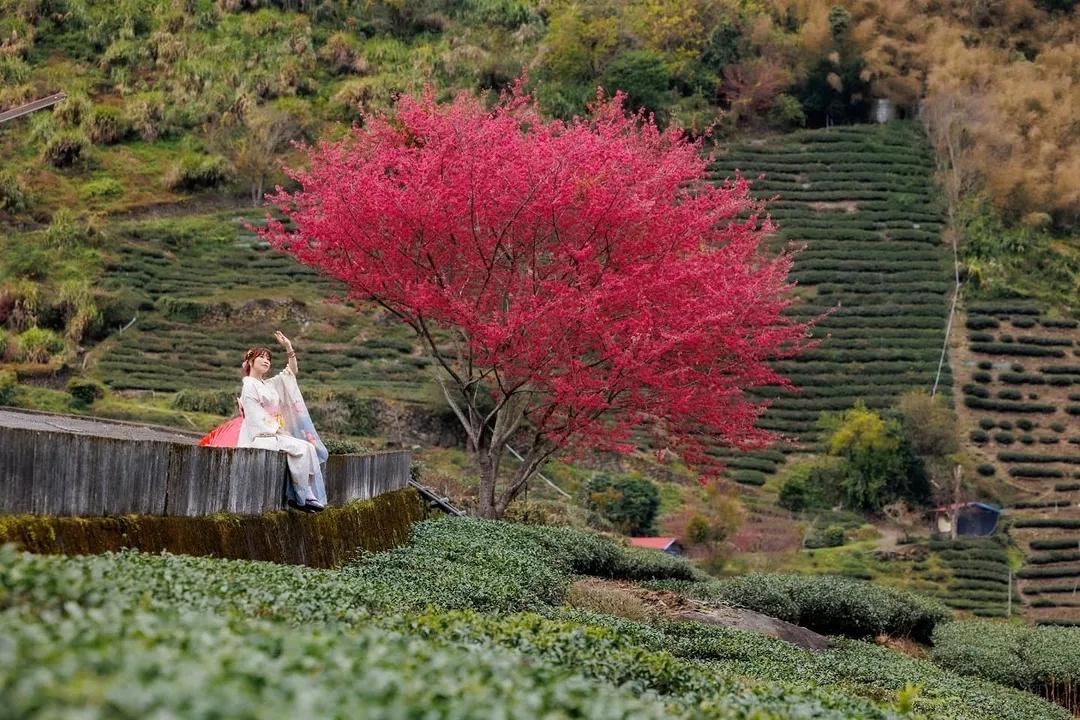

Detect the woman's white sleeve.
[{"left": 240, "top": 378, "right": 278, "bottom": 436}]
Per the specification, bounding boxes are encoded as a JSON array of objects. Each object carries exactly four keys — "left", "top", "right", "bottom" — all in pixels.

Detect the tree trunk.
[{"left": 477, "top": 452, "right": 497, "bottom": 518}]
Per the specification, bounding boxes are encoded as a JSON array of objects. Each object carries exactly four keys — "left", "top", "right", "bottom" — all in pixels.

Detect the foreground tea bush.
[
  {"left": 0, "top": 547, "right": 906, "bottom": 720},
  {"left": 1, "top": 520, "right": 1068, "bottom": 720},
  {"left": 340, "top": 518, "right": 706, "bottom": 612},
  {"left": 932, "top": 620, "right": 1080, "bottom": 714},
  {"left": 0, "top": 607, "right": 678, "bottom": 720},
  {"left": 651, "top": 573, "right": 951, "bottom": 642},
  {"left": 406, "top": 608, "right": 1068, "bottom": 720}
]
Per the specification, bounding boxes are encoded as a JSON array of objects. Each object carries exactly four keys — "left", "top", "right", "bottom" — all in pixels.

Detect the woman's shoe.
[
  {"left": 288, "top": 499, "right": 317, "bottom": 513},
  {"left": 304, "top": 498, "right": 326, "bottom": 512}
]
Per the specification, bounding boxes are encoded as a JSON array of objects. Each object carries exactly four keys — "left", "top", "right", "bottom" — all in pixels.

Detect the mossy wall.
[{"left": 0, "top": 488, "right": 428, "bottom": 568}]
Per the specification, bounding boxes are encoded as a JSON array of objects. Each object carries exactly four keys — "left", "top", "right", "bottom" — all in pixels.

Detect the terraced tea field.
[
  {"left": 954, "top": 301, "right": 1080, "bottom": 625},
  {"left": 929, "top": 538, "right": 1017, "bottom": 618},
  {"left": 707, "top": 122, "right": 952, "bottom": 487},
  {"left": 94, "top": 215, "right": 434, "bottom": 400}
]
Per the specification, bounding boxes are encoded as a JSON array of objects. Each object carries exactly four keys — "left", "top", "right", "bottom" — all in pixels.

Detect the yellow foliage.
[
  {"left": 826, "top": 402, "right": 897, "bottom": 457},
  {"left": 774, "top": 0, "right": 1080, "bottom": 227}
]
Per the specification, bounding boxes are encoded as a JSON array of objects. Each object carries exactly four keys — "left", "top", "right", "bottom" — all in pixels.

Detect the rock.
[{"left": 672, "top": 607, "right": 832, "bottom": 651}]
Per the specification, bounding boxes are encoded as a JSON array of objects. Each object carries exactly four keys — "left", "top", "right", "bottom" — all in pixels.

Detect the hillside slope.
[
  {"left": 954, "top": 301, "right": 1080, "bottom": 626},
  {"left": 714, "top": 123, "right": 952, "bottom": 448}
]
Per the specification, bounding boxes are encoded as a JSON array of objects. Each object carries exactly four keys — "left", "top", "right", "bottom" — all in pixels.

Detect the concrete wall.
[{"left": 0, "top": 424, "right": 410, "bottom": 517}]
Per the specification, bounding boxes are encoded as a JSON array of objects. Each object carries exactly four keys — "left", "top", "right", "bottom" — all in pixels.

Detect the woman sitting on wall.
[{"left": 199, "top": 331, "right": 328, "bottom": 513}]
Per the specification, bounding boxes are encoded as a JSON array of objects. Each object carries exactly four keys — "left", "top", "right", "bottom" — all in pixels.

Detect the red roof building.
[{"left": 628, "top": 537, "right": 683, "bottom": 555}]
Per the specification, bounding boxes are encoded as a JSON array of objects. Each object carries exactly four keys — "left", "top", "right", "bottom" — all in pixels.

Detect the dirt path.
[{"left": 873, "top": 523, "right": 905, "bottom": 552}]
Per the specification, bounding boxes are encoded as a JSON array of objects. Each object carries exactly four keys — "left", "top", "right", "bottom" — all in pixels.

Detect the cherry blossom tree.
[{"left": 259, "top": 83, "right": 811, "bottom": 518}]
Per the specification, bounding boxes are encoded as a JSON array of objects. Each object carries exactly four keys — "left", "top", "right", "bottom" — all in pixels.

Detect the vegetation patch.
[{"left": 933, "top": 620, "right": 1080, "bottom": 715}]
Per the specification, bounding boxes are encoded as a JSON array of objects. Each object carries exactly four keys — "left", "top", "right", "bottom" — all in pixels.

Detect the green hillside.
[
  {"left": 708, "top": 123, "right": 951, "bottom": 485},
  {"left": 4, "top": 1, "right": 1080, "bottom": 698}
]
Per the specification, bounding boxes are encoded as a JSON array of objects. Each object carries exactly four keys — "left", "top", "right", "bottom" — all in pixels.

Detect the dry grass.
[{"left": 566, "top": 578, "right": 658, "bottom": 622}]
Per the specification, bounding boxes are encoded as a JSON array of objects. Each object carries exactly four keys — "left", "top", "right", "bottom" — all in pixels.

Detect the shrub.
[
  {"left": 965, "top": 397, "right": 1055, "bottom": 413},
  {"left": 164, "top": 154, "right": 232, "bottom": 191},
  {"left": 83, "top": 105, "right": 129, "bottom": 144},
  {"left": 805, "top": 524, "right": 846, "bottom": 548},
  {"left": 1013, "top": 518, "right": 1080, "bottom": 529},
  {"left": 0, "top": 601, "right": 678, "bottom": 720},
  {"left": 1009, "top": 466, "right": 1065, "bottom": 478},
  {"left": 583, "top": 473, "right": 660, "bottom": 535},
  {"left": 0, "top": 368, "right": 16, "bottom": 405},
  {"left": 0, "top": 170, "right": 29, "bottom": 213},
  {"left": 731, "top": 469, "right": 767, "bottom": 485},
  {"left": 3, "top": 543, "right": 1047, "bottom": 720},
  {"left": 172, "top": 388, "right": 238, "bottom": 416},
  {"left": 66, "top": 377, "right": 105, "bottom": 406},
  {"left": 779, "top": 474, "right": 811, "bottom": 511},
  {"left": 970, "top": 342, "right": 1065, "bottom": 358},
  {"left": 976, "top": 464, "right": 996, "bottom": 477},
  {"left": 125, "top": 92, "right": 172, "bottom": 141},
  {"left": 42, "top": 131, "right": 88, "bottom": 167},
  {"left": 1030, "top": 538, "right": 1080, "bottom": 550},
  {"left": 978, "top": 418, "right": 995, "bottom": 430},
  {"left": 767, "top": 93, "right": 806, "bottom": 130},
  {"left": 323, "top": 436, "right": 374, "bottom": 455},
  {"left": 13, "top": 327, "right": 66, "bottom": 363},
  {"left": 79, "top": 177, "right": 123, "bottom": 200},
  {"left": 675, "top": 573, "right": 950, "bottom": 642},
  {"left": 969, "top": 430, "right": 988, "bottom": 443},
  {"left": 967, "top": 317, "right": 999, "bottom": 330}
]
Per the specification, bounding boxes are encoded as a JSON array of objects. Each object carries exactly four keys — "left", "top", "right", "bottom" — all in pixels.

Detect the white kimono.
[{"left": 238, "top": 367, "right": 328, "bottom": 505}]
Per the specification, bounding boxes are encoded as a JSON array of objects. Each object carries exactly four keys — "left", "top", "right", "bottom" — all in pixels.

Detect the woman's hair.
[{"left": 242, "top": 346, "right": 272, "bottom": 377}]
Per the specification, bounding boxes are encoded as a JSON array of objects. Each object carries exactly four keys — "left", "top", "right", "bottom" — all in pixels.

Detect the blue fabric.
[
  {"left": 270, "top": 369, "right": 329, "bottom": 506},
  {"left": 282, "top": 409, "right": 328, "bottom": 506}
]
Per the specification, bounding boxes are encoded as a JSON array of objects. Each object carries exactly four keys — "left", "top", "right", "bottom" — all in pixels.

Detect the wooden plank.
[
  {"left": 325, "top": 451, "right": 410, "bottom": 505},
  {"left": 0, "top": 426, "right": 408, "bottom": 517},
  {"left": 0, "top": 92, "right": 67, "bottom": 125}
]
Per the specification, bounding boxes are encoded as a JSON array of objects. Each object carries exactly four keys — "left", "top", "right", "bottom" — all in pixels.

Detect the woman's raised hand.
[{"left": 273, "top": 330, "right": 292, "bottom": 349}]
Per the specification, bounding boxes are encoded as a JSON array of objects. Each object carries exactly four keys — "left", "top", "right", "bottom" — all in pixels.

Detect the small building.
[
  {"left": 629, "top": 537, "right": 684, "bottom": 556},
  {"left": 935, "top": 502, "right": 1002, "bottom": 537}
]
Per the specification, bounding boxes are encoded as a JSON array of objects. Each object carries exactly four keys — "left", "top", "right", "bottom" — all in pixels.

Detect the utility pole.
[{"left": 0, "top": 92, "right": 67, "bottom": 126}]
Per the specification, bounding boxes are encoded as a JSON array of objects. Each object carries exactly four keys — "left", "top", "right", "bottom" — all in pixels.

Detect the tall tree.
[{"left": 259, "top": 84, "right": 810, "bottom": 517}]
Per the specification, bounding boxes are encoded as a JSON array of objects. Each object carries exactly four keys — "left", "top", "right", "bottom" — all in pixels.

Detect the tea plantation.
[
  {"left": 94, "top": 215, "right": 433, "bottom": 398},
  {"left": 929, "top": 537, "right": 1016, "bottom": 618},
  {"left": 707, "top": 122, "right": 952, "bottom": 487},
  {"left": 956, "top": 301, "right": 1080, "bottom": 626},
  {"left": 1, "top": 518, "right": 1074, "bottom": 720}
]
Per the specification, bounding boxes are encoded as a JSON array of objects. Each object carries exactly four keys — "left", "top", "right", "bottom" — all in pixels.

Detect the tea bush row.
[
  {"left": 932, "top": 620, "right": 1080, "bottom": 715},
  {"left": 649, "top": 574, "right": 949, "bottom": 642}
]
